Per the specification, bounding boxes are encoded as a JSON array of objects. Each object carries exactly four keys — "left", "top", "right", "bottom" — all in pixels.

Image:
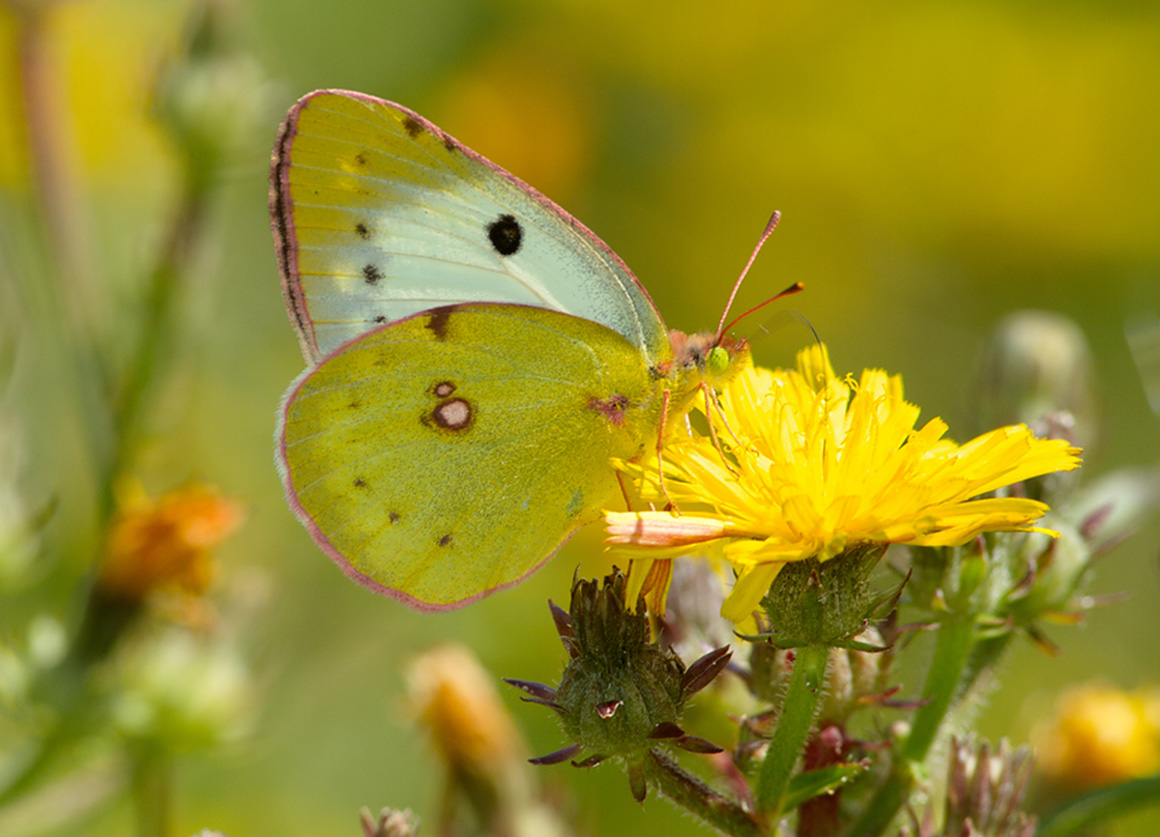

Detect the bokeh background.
[{"left": 2, "top": 0, "right": 1159, "bottom": 834}]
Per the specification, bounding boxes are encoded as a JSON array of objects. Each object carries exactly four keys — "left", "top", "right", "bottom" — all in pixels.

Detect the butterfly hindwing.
[
  {"left": 276, "top": 304, "right": 667, "bottom": 610},
  {"left": 271, "top": 90, "right": 671, "bottom": 366}
]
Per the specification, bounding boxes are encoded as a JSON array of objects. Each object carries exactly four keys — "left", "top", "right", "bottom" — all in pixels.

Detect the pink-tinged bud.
[{"left": 604, "top": 512, "right": 729, "bottom": 547}]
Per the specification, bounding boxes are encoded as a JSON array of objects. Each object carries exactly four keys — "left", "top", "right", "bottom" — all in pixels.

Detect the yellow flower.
[
  {"left": 98, "top": 483, "right": 243, "bottom": 601},
  {"left": 607, "top": 344, "right": 1082, "bottom": 621},
  {"left": 1033, "top": 683, "right": 1160, "bottom": 790}
]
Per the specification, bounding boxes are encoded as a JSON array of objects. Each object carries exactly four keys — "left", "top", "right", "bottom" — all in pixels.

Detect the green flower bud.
[
  {"left": 758, "top": 544, "right": 887, "bottom": 648},
  {"left": 555, "top": 573, "right": 684, "bottom": 758},
  {"left": 507, "top": 571, "right": 729, "bottom": 802},
  {"left": 1002, "top": 522, "right": 1090, "bottom": 626},
  {"left": 974, "top": 310, "right": 1095, "bottom": 452}
]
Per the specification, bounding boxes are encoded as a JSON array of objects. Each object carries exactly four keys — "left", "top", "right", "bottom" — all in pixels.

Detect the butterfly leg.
[
  {"left": 656, "top": 389, "right": 680, "bottom": 514},
  {"left": 700, "top": 382, "right": 740, "bottom": 476},
  {"left": 615, "top": 469, "right": 635, "bottom": 510}
]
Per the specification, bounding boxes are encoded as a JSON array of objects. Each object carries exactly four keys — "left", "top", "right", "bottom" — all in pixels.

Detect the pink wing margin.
[{"left": 268, "top": 88, "right": 668, "bottom": 367}]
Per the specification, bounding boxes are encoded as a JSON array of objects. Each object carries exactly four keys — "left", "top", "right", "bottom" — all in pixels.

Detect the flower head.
[
  {"left": 99, "top": 482, "right": 243, "bottom": 601},
  {"left": 607, "top": 345, "right": 1082, "bottom": 621}
]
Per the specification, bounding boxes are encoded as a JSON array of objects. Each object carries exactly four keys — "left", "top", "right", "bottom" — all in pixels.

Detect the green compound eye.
[{"left": 707, "top": 345, "right": 730, "bottom": 377}]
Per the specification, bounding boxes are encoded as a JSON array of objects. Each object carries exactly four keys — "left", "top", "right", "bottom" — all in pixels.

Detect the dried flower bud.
[
  {"left": 360, "top": 807, "right": 419, "bottom": 837},
  {"left": 944, "top": 737, "right": 1036, "bottom": 837},
  {"left": 409, "top": 644, "right": 576, "bottom": 837}
]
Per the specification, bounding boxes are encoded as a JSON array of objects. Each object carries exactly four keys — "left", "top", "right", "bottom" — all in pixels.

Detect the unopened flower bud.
[
  {"left": 974, "top": 310, "right": 1094, "bottom": 451},
  {"left": 759, "top": 544, "right": 886, "bottom": 648},
  {"left": 508, "top": 571, "right": 728, "bottom": 802},
  {"left": 554, "top": 574, "right": 689, "bottom": 759}
]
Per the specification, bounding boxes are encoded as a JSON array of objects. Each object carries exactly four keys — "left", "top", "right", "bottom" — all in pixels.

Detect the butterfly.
[{"left": 271, "top": 89, "right": 783, "bottom": 611}]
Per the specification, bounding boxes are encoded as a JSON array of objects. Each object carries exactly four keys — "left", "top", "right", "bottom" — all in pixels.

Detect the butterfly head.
[{"left": 668, "top": 329, "right": 751, "bottom": 391}]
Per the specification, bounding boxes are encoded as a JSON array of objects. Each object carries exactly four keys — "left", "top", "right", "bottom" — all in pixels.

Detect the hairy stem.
[
  {"left": 645, "top": 750, "right": 762, "bottom": 837},
  {"left": 843, "top": 616, "right": 976, "bottom": 836},
  {"left": 755, "top": 643, "right": 830, "bottom": 814}
]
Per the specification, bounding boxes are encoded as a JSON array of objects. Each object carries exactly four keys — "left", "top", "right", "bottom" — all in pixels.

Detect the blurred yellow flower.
[
  {"left": 98, "top": 482, "right": 243, "bottom": 601},
  {"left": 1033, "top": 683, "right": 1160, "bottom": 790},
  {"left": 407, "top": 645, "right": 565, "bottom": 836},
  {"left": 407, "top": 644, "right": 526, "bottom": 780},
  {"left": 607, "top": 345, "right": 1082, "bottom": 621}
]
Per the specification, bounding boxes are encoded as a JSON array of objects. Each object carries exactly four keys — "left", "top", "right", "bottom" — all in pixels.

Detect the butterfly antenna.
[
  {"left": 720, "top": 281, "right": 804, "bottom": 338},
  {"left": 715, "top": 211, "right": 782, "bottom": 340}
]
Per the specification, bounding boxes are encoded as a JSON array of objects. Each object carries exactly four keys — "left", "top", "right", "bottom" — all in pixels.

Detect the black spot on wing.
[
  {"left": 487, "top": 214, "right": 523, "bottom": 256},
  {"left": 355, "top": 222, "right": 370, "bottom": 239},
  {"left": 402, "top": 116, "right": 424, "bottom": 138},
  {"left": 372, "top": 315, "right": 387, "bottom": 324},
  {"left": 389, "top": 511, "right": 400, "bottom": 523},
  {"left": 353, "top": 477, "right": 367, "bottom": 488},
  {"left": 354, "top": 152, "right": 367, "bottom": 166},
  {"left": 438, "top": 533, "right": 453, "bottom": 547},
  {"left": 363, "top": 263, "right": 383, "bottom": 285}
]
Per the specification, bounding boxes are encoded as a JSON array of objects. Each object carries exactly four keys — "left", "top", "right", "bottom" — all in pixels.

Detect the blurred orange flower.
[{"left": 98, "top": 483, "right": 243, "bottom": 601}]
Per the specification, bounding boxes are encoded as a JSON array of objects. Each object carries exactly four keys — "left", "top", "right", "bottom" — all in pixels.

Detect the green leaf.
[
  {"left": 781, "top": 762, "right": 869, "bottom": 811},
  {"left": 1037, "top": 774, "right": 1160, "bottom": 837}
]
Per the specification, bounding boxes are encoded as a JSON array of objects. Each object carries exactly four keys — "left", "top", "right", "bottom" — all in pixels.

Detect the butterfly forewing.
[
  {"left": 277, "top": 304, "right": 667, "bottom": 610},
  {"left": 272, "top": 90, "right": 670, "bottom": 366}
]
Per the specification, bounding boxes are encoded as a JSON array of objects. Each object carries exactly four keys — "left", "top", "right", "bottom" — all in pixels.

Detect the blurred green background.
[{"left": 2, "top": 0, "right": 1159, "bottom": 834}]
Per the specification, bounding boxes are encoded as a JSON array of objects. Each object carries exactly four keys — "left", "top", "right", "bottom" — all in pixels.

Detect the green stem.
[
  {"left": 1036, "top": 774, "right": 1160, "bottom": 837},
  {"left": 104, "top": 184, "right": 207, "bottom": 522},
  {"left": 15, "top": 1, "right": 97, "bottom": 302},
  {"left": 755, "top": 643, "right": 829, "bottom": 815},
  {"left": 130, "top": 749, "right": 171, "bottom": 837},
  {"left": 645, "top": 750, "right": 762, "bottom": 837},
  {"left": 842, "top": 616, "right": 976, "bottom": 836},
  {"left": 902, "top": 615, "right": 976, "bottom": 761}
]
